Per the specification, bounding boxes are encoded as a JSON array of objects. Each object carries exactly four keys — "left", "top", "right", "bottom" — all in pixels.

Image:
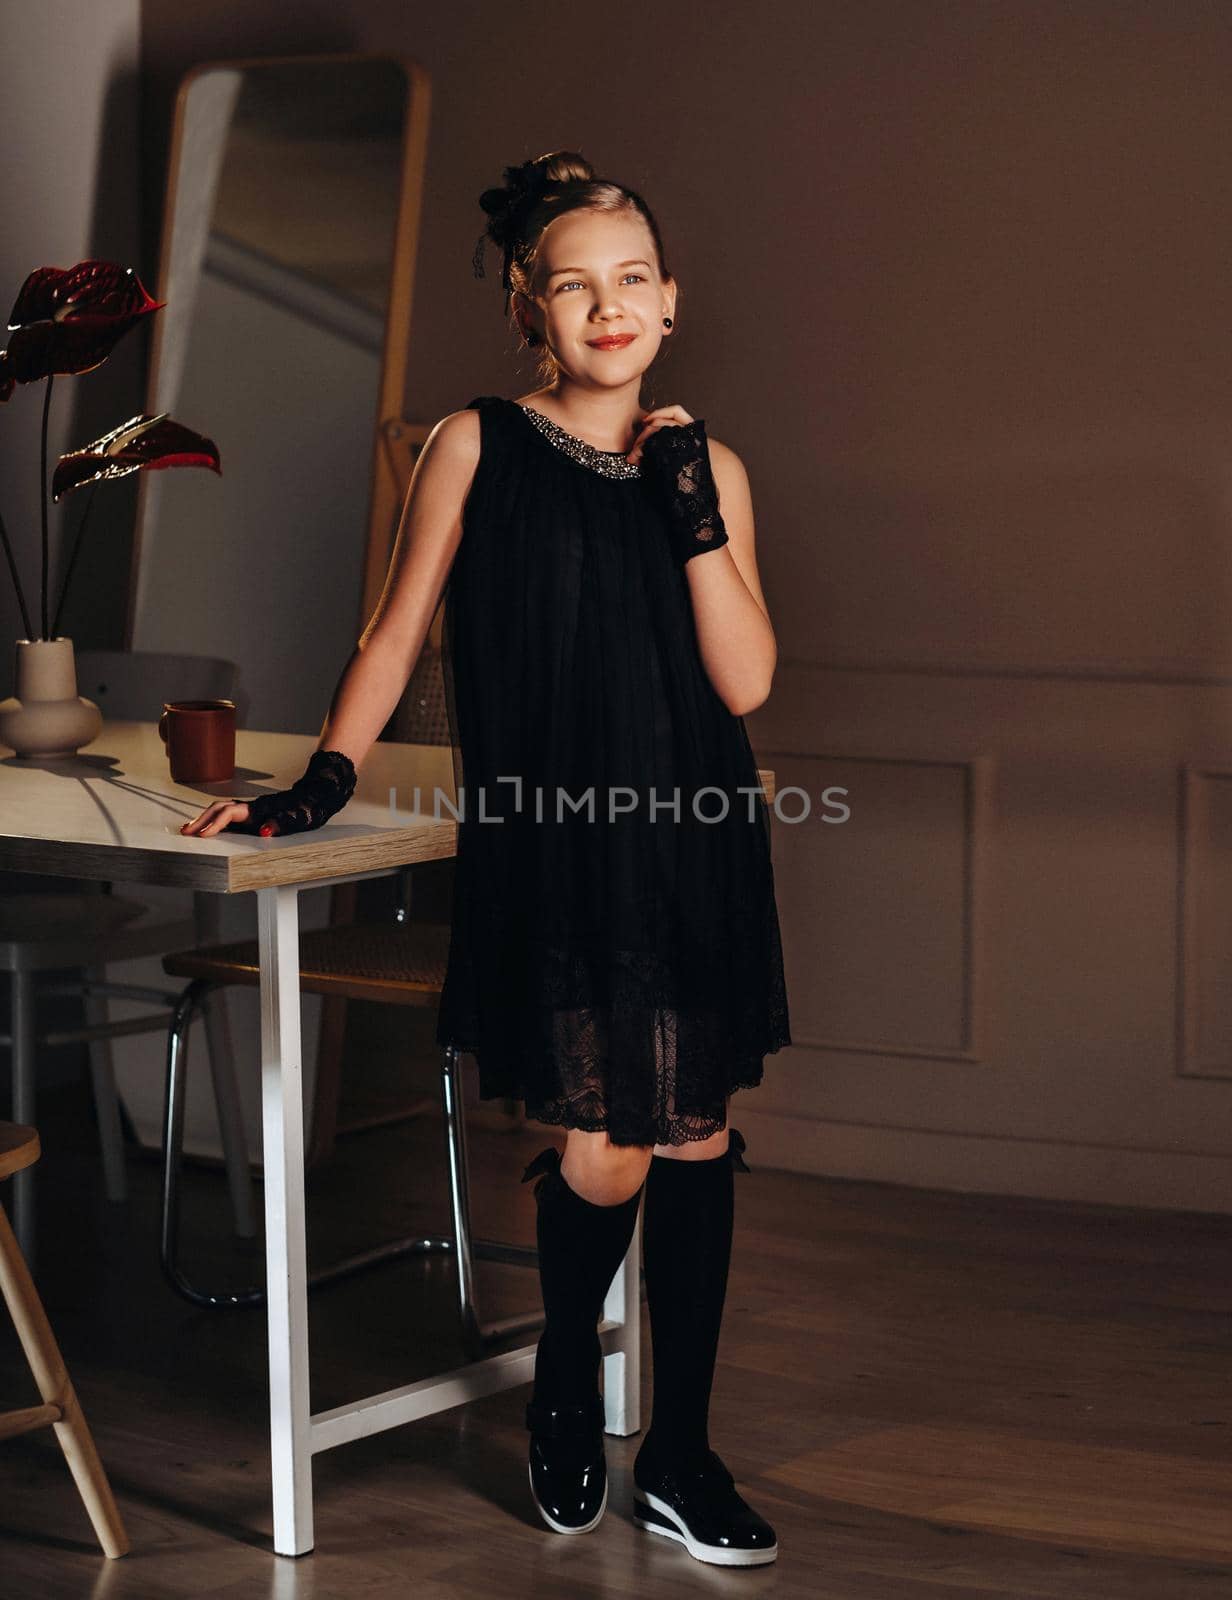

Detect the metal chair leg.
[
  {"left": 156, "top": 988, "right": 544, "bottom": 1338},
  {"left": 158, "top": 980, "right": 260, "bottom": 1308},
  {"left": 199, "top": 985, "right": 257, "bottom": 1239},
  {"left": 439, "top": 1043, "right": 545, "bottom": 1361},
  {"left": 160, "top": 979, "right": 296, "bottom": 1308}
]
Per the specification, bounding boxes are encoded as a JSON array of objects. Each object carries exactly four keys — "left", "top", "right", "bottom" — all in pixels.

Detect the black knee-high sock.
[
  {"left": 522, "top": 1146, "right": 644, "bottom": 1411},
  {"left": 636, "top": 1128, "right": 748, "bottom": 1471}
]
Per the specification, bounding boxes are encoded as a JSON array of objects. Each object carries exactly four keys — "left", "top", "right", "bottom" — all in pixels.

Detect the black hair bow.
[{"left": 472, "top": 160, "right": 563, "bottom": 291}]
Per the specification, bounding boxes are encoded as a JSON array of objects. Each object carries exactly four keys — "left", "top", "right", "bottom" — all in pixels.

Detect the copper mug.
[{"left": 159, "top": 699, "right": 236, "bottom": 783}]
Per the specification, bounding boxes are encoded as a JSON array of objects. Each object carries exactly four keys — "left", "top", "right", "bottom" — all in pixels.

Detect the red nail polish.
[{"left": 260, "top": 823, "right": 276, "bottom": 837}]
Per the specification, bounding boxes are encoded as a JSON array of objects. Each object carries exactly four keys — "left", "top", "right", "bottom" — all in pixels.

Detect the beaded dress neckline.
[{"left": 513, "top": 400, "right": 642, "bottom": 480}]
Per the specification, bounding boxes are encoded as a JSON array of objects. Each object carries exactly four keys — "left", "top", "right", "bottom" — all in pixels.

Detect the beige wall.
[
  {"left": 122, "top": 2, "right": 1232, "bottom": 1208},
  {"left": 0, "top": 0, "right": 143, "bottom": 674},
  {"left": 0, "top": 1, "right": 142, "bottom": 1090}
]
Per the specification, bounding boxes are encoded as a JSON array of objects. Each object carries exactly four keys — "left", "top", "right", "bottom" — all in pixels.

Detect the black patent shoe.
[
  {"left": 526, "top": 1393, "right": 609, "bottom": 1534},
  {"left": 632, "top": 1446, "right": 778, "bottom": 1566}
]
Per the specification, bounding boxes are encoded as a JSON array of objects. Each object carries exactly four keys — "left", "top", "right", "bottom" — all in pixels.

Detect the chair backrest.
[
  {"left": 397, "top": 643, "right": 450, "bottom": 745},
  {"left": 75, "top": 650, "right": 242, "bottom": 725}
]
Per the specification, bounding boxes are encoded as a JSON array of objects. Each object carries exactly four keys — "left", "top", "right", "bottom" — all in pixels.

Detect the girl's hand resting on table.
[
  {"left": 178, "top": 750, "right": 358, "bottom": 841},
  {"left": 180, "top": 800, "right": 269, "bottom": 838}
]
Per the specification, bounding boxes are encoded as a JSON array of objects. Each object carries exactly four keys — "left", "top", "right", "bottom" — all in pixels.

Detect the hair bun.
[
  {"left": 471, "top": 149, "right": 598, "bottom": 291},
  {"left": 478, "top": 151, "right": 595, "bottom": 235}
]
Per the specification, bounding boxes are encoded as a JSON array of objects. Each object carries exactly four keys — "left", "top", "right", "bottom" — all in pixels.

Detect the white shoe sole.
[
  {"left": 529, "top": 1460, "right": 608, "bottom": 1534},
  {"left": 633, "top": 1485, "right": 778, "bottom": 1566}
]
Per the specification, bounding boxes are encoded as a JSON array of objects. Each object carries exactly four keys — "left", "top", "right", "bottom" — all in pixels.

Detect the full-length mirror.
[
  {"left": 125, "top": 53, "right": 428, "bottom": 734},
  {"left": 108, "top": 52, "right": 431, "bottom": 1168}
]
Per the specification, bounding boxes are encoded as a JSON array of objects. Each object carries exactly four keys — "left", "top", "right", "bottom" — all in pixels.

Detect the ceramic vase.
[{"left": 0, "top": 637, "right": 102, "bottom": 759}]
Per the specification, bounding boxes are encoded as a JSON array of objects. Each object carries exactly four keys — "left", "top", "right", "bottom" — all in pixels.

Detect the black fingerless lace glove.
[
  {"left": 640, "top": 417, "right": 730, "bottom": 566},
  {"left": 225, "top": 749, "right": 357, "bottom": 836}
]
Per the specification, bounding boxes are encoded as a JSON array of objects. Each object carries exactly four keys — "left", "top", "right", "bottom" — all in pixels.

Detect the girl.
[{"left": 181, "top": 149, "right": 789, "bottom": 1567}]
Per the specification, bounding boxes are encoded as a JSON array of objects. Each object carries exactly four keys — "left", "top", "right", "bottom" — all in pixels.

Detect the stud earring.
[{"left": 662, "top": 316, "right": 673, "bottom": 329}]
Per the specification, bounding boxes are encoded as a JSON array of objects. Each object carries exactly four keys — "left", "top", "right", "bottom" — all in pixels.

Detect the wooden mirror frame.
[
  {"left": 124, "top": 52, "right": 439, "bottom": 1170},
  {"left": 124, "top": 50, "right": 433, "bottom": 661}
]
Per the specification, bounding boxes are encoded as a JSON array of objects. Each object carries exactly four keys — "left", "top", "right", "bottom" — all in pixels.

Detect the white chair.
[{"left": 0, "top": 649, "right": 256, "bottom": 1267}]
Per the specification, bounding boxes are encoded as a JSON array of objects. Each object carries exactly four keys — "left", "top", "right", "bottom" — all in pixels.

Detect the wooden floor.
[{"left": 1, "top": 1035, "right": 1230, "bottom": 1596}]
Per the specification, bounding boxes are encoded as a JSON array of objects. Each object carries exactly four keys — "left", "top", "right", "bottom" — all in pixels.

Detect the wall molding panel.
[
  {"left": 1177, "top": 763, "right": 1232, "bottom": 1082},
  {"left": 760, "top": 747, "right": 995, "bottom": 1064}
]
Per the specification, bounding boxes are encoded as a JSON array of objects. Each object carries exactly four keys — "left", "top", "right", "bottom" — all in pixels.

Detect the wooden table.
[{"left": 0, "top": 719, "right": 775, "bottom": 1556}]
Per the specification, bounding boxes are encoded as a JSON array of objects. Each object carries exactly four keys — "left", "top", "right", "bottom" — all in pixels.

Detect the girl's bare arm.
[
  {"left": 682, "top": 438, "right": 779, "bottom": 717},
  {"left": 314, "top": 408, "right": 482, "bottom": 766},
  {"left": 180, "top": 409, "right": 480, "bottom": 836}
]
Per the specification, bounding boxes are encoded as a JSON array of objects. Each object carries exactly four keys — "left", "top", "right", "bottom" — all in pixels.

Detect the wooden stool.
[{"left": 0, "top": 1122, "right": 129, "bottom": 1558}]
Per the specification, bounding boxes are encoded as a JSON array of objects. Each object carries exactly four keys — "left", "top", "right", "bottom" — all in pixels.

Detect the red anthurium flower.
[
  {"left": 0, "top": 261, "right": 164, "bottom": 393},
  {"left": 51, "top": 412, "right": 221, "bottom": 501}
]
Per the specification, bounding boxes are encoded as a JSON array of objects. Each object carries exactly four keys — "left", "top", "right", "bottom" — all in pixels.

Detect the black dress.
[{"left": 434, "top": 395, "right": 790, "bottom": 1147}]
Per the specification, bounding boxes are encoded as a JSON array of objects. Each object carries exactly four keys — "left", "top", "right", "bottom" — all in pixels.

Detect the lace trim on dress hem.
[{"left": 523, "top": 1078, "right": 766, "bottom": 1149}]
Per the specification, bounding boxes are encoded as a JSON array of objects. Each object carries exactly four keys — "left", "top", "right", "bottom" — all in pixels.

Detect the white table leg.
[
  {"left": 601, "top": 1206, "right": 642, "bottom": 1436},
  {"left": 258, "top": 884, "right": 314, "bottom": 1557}
]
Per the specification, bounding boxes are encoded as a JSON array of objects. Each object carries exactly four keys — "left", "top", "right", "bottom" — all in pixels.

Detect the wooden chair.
[{"left": 0, "top": 1122, "right": 129, "bottom": 1559}]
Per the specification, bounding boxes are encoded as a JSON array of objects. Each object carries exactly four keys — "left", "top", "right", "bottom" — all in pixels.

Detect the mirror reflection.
[{"left": 128, "top": 58, "right": 410, "bottom": 734}]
